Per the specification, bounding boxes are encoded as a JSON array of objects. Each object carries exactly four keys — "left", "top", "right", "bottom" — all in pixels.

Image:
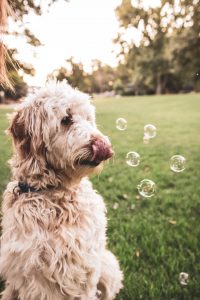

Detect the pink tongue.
[{"left": 91, "top": 139, "right": 113, "bottom": 163}]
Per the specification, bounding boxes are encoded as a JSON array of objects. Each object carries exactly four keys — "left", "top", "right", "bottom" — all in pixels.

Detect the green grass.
[
  {"left": 1, "top": 93, "right": 200, "bottom": 299},
  {"left": 0, "top": 109, "right": 13, "bottom": 194}
]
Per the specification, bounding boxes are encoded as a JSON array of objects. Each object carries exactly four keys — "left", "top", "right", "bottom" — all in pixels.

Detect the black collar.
[{"left": 18, "top": 182, "right": 55, "bottom": 194}]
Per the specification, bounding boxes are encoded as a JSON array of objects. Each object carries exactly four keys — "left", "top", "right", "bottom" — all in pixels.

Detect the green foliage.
[
  {"left": 53, "top": 58, "right": 116, "bottom": 93},
  {"left": 90, "top": 60, "right": 116, "bottom": 93},
  {"left": 24, "top": 29, "right": 42, "bottom": 47},
  {"left": 6, "top": 49, "right": 35, "bottom": 76},
  {"left": 54, "top": 0, "right": 200, "bottom": 96},
  {"left": 0, "top": 93, "right": 200, "bottom": 298},
  {"left": 8, "top": 0, "right": 68, "bottom": 44},
  {"left": 115, "top": 0, "right": 200, "bottom": 94},
  {"left": 4, "top": 0, "right": 68, "bottom": 94},
  {"left": 5, "top": 70, "right": 28, "bottom": 100},
  {"left": 8, "top": 0, "right": 41, "bottom": 18},
  {"left": 1, "top": 49, "right": 32, "bottom": 100},
  {"left": 8, "top": 0, "right": 68, "bottom": 19},
  {"left": 55, "top": 58, "right": 86, "bottom": 91}
]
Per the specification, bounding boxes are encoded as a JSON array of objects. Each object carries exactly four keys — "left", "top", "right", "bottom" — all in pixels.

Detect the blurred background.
[
  {"left": 0, "top": 0, "right": 199, "bottom": 101},
  {"left": 0, "top": 1, "right": 200, "bottom": 299}
]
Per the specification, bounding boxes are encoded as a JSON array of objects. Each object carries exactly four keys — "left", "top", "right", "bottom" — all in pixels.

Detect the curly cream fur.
[{"left": 0, "top": 81, "right": 123, "bottom": 300}]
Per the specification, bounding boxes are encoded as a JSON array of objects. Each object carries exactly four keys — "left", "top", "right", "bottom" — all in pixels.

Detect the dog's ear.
[
  {"left": 9, "top": 111, "right": 25, "bottom": 140},
  {"left": 9, "top": 111, "right": 31, "bottom": 159},
  {"left": 9, "top": 110, "right": 47, "bottom": 176}
]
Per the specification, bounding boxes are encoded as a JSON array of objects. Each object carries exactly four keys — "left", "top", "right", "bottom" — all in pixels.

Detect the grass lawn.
[{"left": 0, "top": 93, "right": 200, "bottom": 299}]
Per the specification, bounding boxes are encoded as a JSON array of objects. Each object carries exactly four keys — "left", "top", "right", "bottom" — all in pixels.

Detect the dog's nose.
[{"left": 91, "top": 138, "right": 114, "bottom": 164}]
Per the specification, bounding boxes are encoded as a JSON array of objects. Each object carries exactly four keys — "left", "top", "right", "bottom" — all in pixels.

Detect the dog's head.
[{"left": 9, "top": 81, "right": 113, "bottom": 183}]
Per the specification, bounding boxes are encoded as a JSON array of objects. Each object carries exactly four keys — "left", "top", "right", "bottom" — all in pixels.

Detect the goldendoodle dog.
[{"left": 0, "top": 81, "right": 123, "bottom": 300}]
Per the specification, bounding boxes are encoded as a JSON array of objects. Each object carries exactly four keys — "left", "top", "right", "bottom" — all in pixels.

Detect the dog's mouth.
[
  {"left": 77, "top": 159, "right": 101, "bottom": 167},
  {"left": 76, "top": 138, "right": 114, "bottom": 168}
]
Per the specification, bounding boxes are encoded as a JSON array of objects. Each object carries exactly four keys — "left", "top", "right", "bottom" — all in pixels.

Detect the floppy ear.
[
  {"left": 9, "top": 110, "right": 47, "bottom": 176},
  {"left": 9, "top": 111, "right": 31, "bottom": 159}
]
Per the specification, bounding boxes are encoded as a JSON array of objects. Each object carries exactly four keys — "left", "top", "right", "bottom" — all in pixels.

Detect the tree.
[
  {"left": 52, "top": 57, "right": 87, "bottom": 91},
  {"left": 90, "top": 60, "right": 116, "bottom": 93},
  {"left": 115, "top": 0, "right": 200, "bottom": 94},
  {"left": 171, "top": 1, "right": 200, "bottom": 91},
  {"left": 7, "top": 0, "right": 68, "bottom": 46},
  {"left": 53, "top": 58, "right": 118, "bottom": 94},
  {"left": 0, "top": 49, "right": 35, "bottom": 100},
  {"left": 1, "top": 0, "right": 68, "bottom": 94}
]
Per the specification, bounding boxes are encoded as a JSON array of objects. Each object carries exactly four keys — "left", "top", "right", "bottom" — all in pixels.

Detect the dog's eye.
[{"left": 61, "top": 116, "right": 73, "bottom": 126}]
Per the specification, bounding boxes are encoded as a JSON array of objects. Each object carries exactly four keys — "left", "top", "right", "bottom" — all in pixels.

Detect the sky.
[{"left": 6, "top": 0, "right": 160, "bottom": 86}]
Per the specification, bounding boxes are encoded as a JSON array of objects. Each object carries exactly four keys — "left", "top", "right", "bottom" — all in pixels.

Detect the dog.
[{"left": 0, "top": 81, "right": 123, "bottom": 300}]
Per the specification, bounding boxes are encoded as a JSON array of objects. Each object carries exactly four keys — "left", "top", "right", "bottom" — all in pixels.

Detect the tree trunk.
[{"left": 156, "top": 74, "right": 162, "bottom": 94}]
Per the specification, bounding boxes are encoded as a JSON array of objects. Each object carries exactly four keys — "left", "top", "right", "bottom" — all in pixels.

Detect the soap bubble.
[
  {"left": 170, "top": 155, "right": 186, "bottom": 172},
  {"left": 116, "top": 118, "right": 127, "bottom": 131},
  {"left": 137, "top": 179, "right": 156, "bottom": 198},
  {"left": 144, "top": 124, "right": 157, "bottom": 139},
  {"left": 126, "top": 151, "right": 140, "bottom": 167},
  {"left": 179, "top": 272, "right": 189, "bottom": 286}
]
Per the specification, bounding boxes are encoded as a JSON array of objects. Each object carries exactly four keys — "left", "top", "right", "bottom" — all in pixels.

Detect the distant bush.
[{"left": 3, "top": 70, "right": 28, "bottom": 101}]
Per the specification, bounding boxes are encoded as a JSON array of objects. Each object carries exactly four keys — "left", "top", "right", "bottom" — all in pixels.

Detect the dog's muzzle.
[{"left": 78, "top": 138, "right": 114, "bottom": 167}]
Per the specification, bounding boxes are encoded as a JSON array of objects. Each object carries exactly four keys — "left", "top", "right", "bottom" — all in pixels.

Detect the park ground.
[{"left": 0, "top": 93, "right": 200, "bottom": 299}]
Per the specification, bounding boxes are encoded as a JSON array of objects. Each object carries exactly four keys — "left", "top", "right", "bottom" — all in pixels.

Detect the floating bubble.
[
  {"left": 126, "top": 151, "right": 140, "bottom": 167},
  {"left": 179, "top": 272, "right": 189, "bottom": 286},
  {"left": 170, "top": 155, "right": 186, "bottom": 172},
  {"left": 116, "top": 118, "right": 127, "bottom": 131},
  {"left": 144, "top": 124, "right": 157, "bottom": 139},
  {"left": 137, "top": 179, "right": 156, "bottom": 198}
]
